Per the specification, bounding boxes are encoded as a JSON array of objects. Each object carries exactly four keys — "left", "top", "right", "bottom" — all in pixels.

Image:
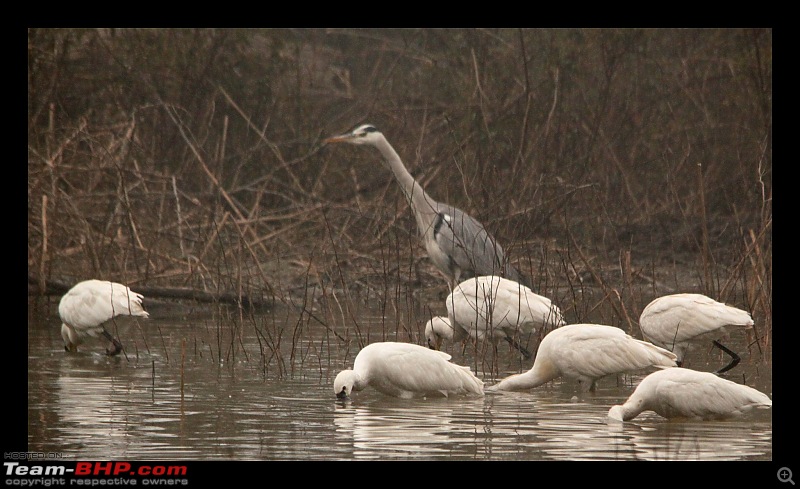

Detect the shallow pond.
[{"left": 27, "top": 294, "right": 772, "bottom": 462}]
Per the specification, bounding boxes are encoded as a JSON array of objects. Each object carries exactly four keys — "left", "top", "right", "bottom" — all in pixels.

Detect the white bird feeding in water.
[
  {"left": 424, "top": 316, "right": 463, "bottom": 349},
  {"left": 58, "top": 279, "right": 149, "bottom": 355},
  {"left": 333, "top": 341, "right": 484, "bottom": 400},
  {"left": 324, "top": 124, "right": 525, "bottom": 289},
  {"left": 639, "top": 293, "right": 754, "bottom": 374},
  {"left": 425, "top": 275, "right": 566, "bottom": 359},
  {"left": 486, "top": 323, "right": 678, "bottom": 393},
  {"left": 608, "top": 367, "right": 772, "bottom": 421}
]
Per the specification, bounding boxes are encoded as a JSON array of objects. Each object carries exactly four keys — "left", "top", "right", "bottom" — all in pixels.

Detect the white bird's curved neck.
[
  {"left": 618, "top": 404, "right": 640, "bottom": 421},
  {"left": 350, "top": 369, "right": 368, "bottom": 392},
  {"left": 434, "top": 320, "right": 455, "bottom": 340},
  {"left": 506, "top": 369, "right": 549, "bottom": 390},
  {"left": 496, "top": 361, "right": 555, "bottom": 390}
]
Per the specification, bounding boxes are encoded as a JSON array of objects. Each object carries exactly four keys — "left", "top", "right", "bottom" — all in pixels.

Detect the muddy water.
[{"left": 26, "top": 295, "right": 772, "bottom": 461}]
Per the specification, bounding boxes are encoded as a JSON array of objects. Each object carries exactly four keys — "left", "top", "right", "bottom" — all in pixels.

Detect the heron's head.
[
  {"left": 324, "top": 124, "right": 382, "bottom": 146},
  {"left": 334, "top": 369, "right": 356, "bottom": 399}
]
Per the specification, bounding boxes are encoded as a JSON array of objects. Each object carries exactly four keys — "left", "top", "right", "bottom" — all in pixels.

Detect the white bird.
[
  {"left": 58, "top": 279, "right": 149, "bottom": 355},
  {"left": 426, "top": 275, "right": 566, "bottom": 359},
  {"left": 424, "top": 316, "right": 464, "bottom": 349},
  {"left": 639, "top": 293, "right": 754, "bottom": 374},
  {"left": 486, "top": 323, "right": 678, "bottom": 393},
  {"left": 333, "top": 341, "right": 485, "bottom": 399},
  {"left": 608, "top": 367, "right": 772, "bottom": 421},
  {"left": 324, "top": 124, "right": 525, "bottom": 289}
]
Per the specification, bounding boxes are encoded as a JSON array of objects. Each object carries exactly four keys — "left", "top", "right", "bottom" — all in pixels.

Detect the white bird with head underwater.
[
  {"left": 607, "top": 367, "right": 772, "bottom": 421},
  {"left": 426, "top": 275, "right": 565, "bottom": 359},
  {"left": 487, "top": 323, "right": 678, "bottom": 393},
  {"left": 333, "top": 341, "right": 484, "bottom": 400},
  {"left": 639, "top": 293, "right": 754, "bottom": 374},
  {"left": 58, "top": 279, "right": 149, "bottom": 355}
]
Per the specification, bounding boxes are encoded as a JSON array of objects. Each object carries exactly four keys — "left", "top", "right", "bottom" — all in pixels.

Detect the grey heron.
[{"left": 324, "top": 124, "right": 525, "bottom": 289}]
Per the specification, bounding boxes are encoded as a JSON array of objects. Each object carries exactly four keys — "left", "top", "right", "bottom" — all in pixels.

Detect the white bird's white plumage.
[
  {"left": 639, "top": 293, "right": 753, "bottom": 371},
  {"left": 428, "top": 276, "right": 565, "bottom": 358},
  {"left": 58, "top": 279, "right": 149, "bottom": 355},
  {"left": 487, "top": 323, "right": 678, "bottom": 393},
  {"left": 608, "top": 367, "right": 772, "bottom": 421},
  {"left": 333, "top": 341, "right": 484, "bottom": 399},
  {"left": 424, "top": 316, "right": 464, "bottom": 349}
]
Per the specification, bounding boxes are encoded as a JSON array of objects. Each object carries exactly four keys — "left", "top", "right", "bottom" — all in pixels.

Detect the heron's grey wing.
[{"left": 434, "top": 205, "right": 514, "bottom": 280}]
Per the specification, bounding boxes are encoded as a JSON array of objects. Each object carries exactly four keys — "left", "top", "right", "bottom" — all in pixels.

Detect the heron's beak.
[
  {"left": 323, "top": 134, "right": 353, "bottom": 144},
  {"left": 336, "top": 389, "right": 349, "bottom": 400}
]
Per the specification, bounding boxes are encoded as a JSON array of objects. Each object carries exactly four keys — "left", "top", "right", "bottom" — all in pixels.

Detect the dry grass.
[{"left": 28, "top": 28, "right": 772, "bottom": 375}]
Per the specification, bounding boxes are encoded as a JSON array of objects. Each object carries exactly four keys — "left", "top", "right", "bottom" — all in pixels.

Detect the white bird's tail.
[
  {"left": 717, "top": 304, "right": 755, "bottom": 329},
  {"left": 455, "top": 365, "right": 485, "bottom": 396},
  {"left": 108, "top": 282, "right": 149, "bottom": 319},
  {"left": 636, "top": 338, "right": 679, "bottom": 368},
  {"left": 127, "top": 291, "right": 149, "bottom": 318}
]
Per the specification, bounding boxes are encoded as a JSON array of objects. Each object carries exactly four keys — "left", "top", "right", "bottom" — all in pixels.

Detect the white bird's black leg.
[
  {"left": 504, "top": 336, "right": 532, "bottom": 360},
  {"left": 102, "top": 330, "right": 124, "bottom": 356},
  {"left": 712, "top": 340, "right": 740, "bottom": 374}
]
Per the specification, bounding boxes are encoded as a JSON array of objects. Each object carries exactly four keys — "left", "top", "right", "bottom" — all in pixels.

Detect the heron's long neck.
[{"left": 374, "top": 136, "right": 439, "bottom": 233}]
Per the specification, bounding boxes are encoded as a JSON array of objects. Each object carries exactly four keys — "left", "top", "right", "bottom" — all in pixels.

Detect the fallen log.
[{"left": 28, "top": 275, "right": 273, "bottom": 308}]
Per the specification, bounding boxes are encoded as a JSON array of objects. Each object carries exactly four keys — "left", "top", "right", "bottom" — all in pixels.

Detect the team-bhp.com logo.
[{"left": 4, "top": 460, "right": 189, "bottom": 485}]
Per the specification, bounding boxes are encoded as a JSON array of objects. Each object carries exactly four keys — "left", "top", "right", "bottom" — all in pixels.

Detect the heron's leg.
[
  {"left": 712, "top": 340, "right": 740, "bottom": 374},
  {"left": 504, "top": 336, "right": 532, "bottom": 360},
  {"left": 102, "top": 330, "right": 124, "bottom": 356}
]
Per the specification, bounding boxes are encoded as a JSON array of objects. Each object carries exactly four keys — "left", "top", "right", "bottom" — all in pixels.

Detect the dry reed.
[{"left": 28, "top": 28, "right": 772, "bottom": 377}]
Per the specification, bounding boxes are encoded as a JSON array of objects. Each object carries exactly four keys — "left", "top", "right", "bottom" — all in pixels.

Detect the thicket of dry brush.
[{"left": 28, "top": 28, "right": 772, "bottom": 364}]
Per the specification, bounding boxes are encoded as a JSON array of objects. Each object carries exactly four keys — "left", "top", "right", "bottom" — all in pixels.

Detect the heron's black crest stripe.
[{"left": 363, "top": 125, "right": 378, "bottom": 133}]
